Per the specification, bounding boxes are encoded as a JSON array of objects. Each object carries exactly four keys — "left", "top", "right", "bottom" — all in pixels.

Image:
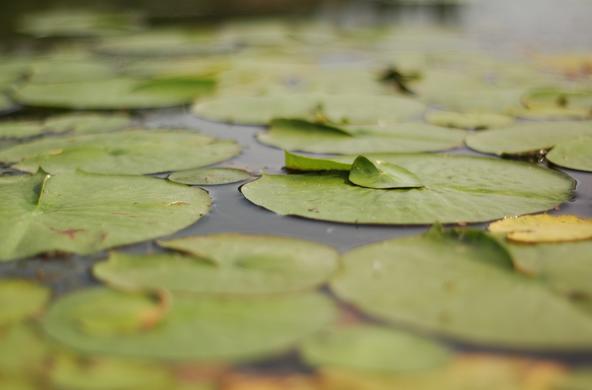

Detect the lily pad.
[
  {"left": 284, "top": 151, "right": 351, "bottom": 171},
  {"left": 348, "top": 156, "right": 423, "bottom": 189},
  {"left": 168, "top": 167, "right": 251, "bottom": 186},
  {"left": 0, "top": 130, "right": 240, "bottom": 175},
  {"left": 331, "top": 229, "right": 592, "bottom": 349},
  {"left": 192, "top": 94, "right": 425, "bottom": 125},
  {"left": 300, "top": 324, "right": 451, "bottom": 374},
  {"left": 94, "top": 233, "right": 338, "bottom": 295},
  {"left": 242, "top": 154, "right": 574, "bottom": 225},
  {"left": 28, "top": 59, "right": 118, "bottom": 84},
  {"left": 0, "top": 325, "right": 48, "bottom": 375},
  {"left": 425, "top": 111, "right": 514, "bottom": 130},
  {"left": 0, "top": 171, "right": 210, "bottom": 261},
  {"left": 0, "top": 280, "right": 50, "bottom": 325},
  {"left": 489, "top": 215, "right": 592, "bottom": 243},
  {"left": 258, "top": 119, "right": 464, "bottom": 154},
  {"left": 0, "top": 94, "right": 17, "bottom": 114},
  {"left": 522, "top": 87, "right": 592, "bottom": 110},
  {"left": 547, "top": 136, "right": 592, "bottom": 172},
  {"left": 465, "top": 121, "right": 592, "bottom": 156},
  {"left": 43, "top": 288, "right": 336, "bottom": 361}
]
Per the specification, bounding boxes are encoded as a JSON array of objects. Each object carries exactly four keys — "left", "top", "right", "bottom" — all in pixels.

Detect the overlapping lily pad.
[
  {"left": 242, "top": 154, "right": 574, "bottom": 225},
  {"left": 425, "top": 110, "right": 514, "bottom": 130},
  {"left": 43, "top": 287, "right": 336, "bottom": 361},
  {"left": 0, "top": 171, "right": 210, "bottom": 261},
  {"left": 547, "top": 136, "right": 592, "bottom": 172},
  {"left": 0, "top": 130, "right": 240, "bottom": 175},
  {"left": 0, "top": 280, "right": 50, "bottom": 325},
  {"left": 168, "top": 167, "right": 251, "bottom": 185},
  {"left": 94, "top": 233, "right": 338, "bottom": 295},
  {"left": 331, "top": 228, "right": 592, "bottom": 349},
  {"left": 489, "top": 215, "right": 592, "bottom": 243}
]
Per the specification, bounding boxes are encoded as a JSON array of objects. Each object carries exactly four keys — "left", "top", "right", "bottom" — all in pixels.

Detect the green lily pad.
[
  {"left": 192, "top": 94, "right": 425, "bottom": 125},
  {"left": 13, "top": 77, "right": 215, "bottom": 110},
  {"left": 43, "top": 288, "right": 336, "bottom": 361},
  {"left": 0, "top": 325, "right": 48, "bottom": 375},
  {"left": 348, "top": 156, "right": 423, "bottom": 189},
  {"left": 332, "top": 229, "right": 592, "bottom": 349},
  {"left": 425, "top": 111, "right": 514, "bottom": 130},
  {"left": 168, "top": 167, "right": 251, "bottom": 186},
  {"left": 555, "top": 369, "right": 592, "bottom": 390},
  {"left": 0, "top": 171, "right": 210, "bottom": 261},
  {"left": 0, "top": 121, "right": 43, "bottom": 139},
  {"left": 465, "top": 121, "right": 592, "bottom": 156},
  {"left": 300, "top": 324, "right": 451, "bottom": 374},
  {"left": 0, "top": 280, "right": 50, "bottom": 325},
  {"left": 258, "top": 119, "right": 464, "bottom": 154},
  {"left": 242, "top": 154, "right": 574, "bottom": 225},
  {"left": 284, "top": 151, "right": 351, "bottom": 171},
  {"left": 28, "top": 59, "right": 118, "bottom": 84},
  {"left": 0, "top": 130, "right": 240, "bottom": 175},
  {"left": 523, "top": 87, "right": 592, "bottom": 110},
  {"left": 547, "top": 136, "right": 592, "bottom": 172},
  {"left": 0, "top": 94, "right": 16, "bottom": 113},
  {"left": 94, "top": 233, "right": 338, "bottom": 295}
]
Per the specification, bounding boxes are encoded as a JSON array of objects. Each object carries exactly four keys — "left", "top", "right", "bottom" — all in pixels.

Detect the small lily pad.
[
  {"left": 489, "top": 215, "right": 592, "bottom": 243},
  {"left": 348, "top": 156, "right": 423, "bottom": 189},
  {"left": 0, "top": 280, "right": 50, "bottom": 325},
  {"left": 547, "top": 136, "right": 592, "bottom": 172},
  {"left": 425, "top": 110, "right": 514, "bottom": 130},
  {"left": 168, "top": 167, "right": 251, "bottom": 186}
]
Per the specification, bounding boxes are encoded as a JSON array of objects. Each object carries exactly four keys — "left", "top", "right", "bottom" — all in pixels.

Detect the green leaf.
[
  {"left": 242, "top": 154, "right": 574, "bottom": 225},
  {"left": 284, "top": 151, "right": 351, "bottom": 171},
  {"left": 348, "top": 156, "right": 423, "bottom": 189},
  {"left": 0, "top": 280, "right": 50, "bottom": 325},
  {"left": 547, "top": 136, "right": 592, "bottom": 172},
  {"left": 0, "top": 171, "right": 210, "bottom": 261},
  {"left": 94, "top": 233, "right": 339, "bottom": 295},
  {"left": 523, "top": 87, "right": 592, "bottom": 110},
  {"left": 168, "top": 167, "right": 251, "bottom": 185},
  {"left": 300, "top": 324, "right": 451, "bottom": 374},
  {"left": 465, "top": 122, "right": 592, "bottom": 156},
  {"left": 0, "top": 130, "right": 240, "bottom": 175},
  {"left": 0, "top": 325, "right": 48, "bottom": 375},
  {"left": 43, "top": 288, "right": 337, "bottom": 361},
  {"left": 331, "top": 229, "right": 592, "bottom": 349},
  {"left": 259, "top": 119, "right": 464, "bottom": 154},
  {"left": 425, "top": 110, "right": 514, "bottom": 130}
]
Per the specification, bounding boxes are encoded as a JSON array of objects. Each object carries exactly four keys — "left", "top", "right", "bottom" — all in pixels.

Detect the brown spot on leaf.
[{"left": 51, "top": 228, "right": 86, "bottom": 240}]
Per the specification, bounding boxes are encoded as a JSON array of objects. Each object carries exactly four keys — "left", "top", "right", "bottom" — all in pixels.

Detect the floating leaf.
[
  {"left": 168, "top": 167, "right": 251, "bottom": 186},
  {"left": 465, "top": 121, "right": 592, "bottom": 156},
  {"left": 0, "top": 121, "right": 43, "bottom": 139},
  {"left": 348, "top": 156, "right": 423, "bottom": 189},
  {"left": 0, "top": 171, "right": 210, "bottom": 261},
  {"left": 242, "top": 154, "right": 573, "bottom": 225},
  {"left": 331, "top": 229, "right": 592, "bottom": 349},
  {"left": 489, "top": 215, "right": 592, "bottom": 243},
  {"left": 28, "top": 59, "right": 117, "bottom": 84},
  {"left": 0, "top": 130, "right": 240, "bottom": 175},
  {"left": 0, "top": 280, "right": 50, "bottom": 325},
  {"left": 0, "top": 325, "right": 48, "bottom": 375},
  {"left": 220, "top": 373, "right": 317, "bottom": 390},
  {"left": 258, "top": 119, "right": 464, "bottom": 154},
  {"left": 523, "top": 87, "right": 592, "bottom": 110},
  {"left": 94, "top": 233, "right": 339, "bottom": 295},
  {"left": 43, "top": 288, "right": 336, "bottom": 361},
  {"left": 0, "top": 94, "right": 17, "bottom": 114},
  {"left": 511, "top": 106, "right": 592, "bottom": 121},
  {"left": 284, "top": 151, "right": 351, "bottom": 171},
  {"left": 300, "top": 324, "right": 451, "bottom": 374},
  {"left": 547, "top": 136, "right": 592, "bottom": 172},
  {"left": 425, "top": 110, "right": 514, "bottom": 130}
]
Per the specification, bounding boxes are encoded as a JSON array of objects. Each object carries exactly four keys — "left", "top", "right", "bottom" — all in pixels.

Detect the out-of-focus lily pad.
[
  {"left": 300, "top": 324, "right": 451, "bottom": 374},
  {"left": 94, "top": 233, "right": 338, "bottom": 295},
  {"left": 168, "top": 167, "right": 251, "bottom": 186},
  {"left": 28, "top": 59, "right": 118, "bottom": 84},
  {"left": 242, "top": 154, "right": 574, "bottom": 225},
  {"left": 192, "top": 94, "right": 425, "bottom": 125},
  {"left": 43, "top": 287, "right": 336, "bottom": 361},
  {"left": 523, "top": 87, "right": 592, "bottom": 110},
  {"left": 258, "top": 119, "right": 464, "bottom": 154},
  {"left": 555, "top": 369, "right": 592, "bottom": 390},
  {"left": 0, "top": 325, "right": 48, "bottom": 375},
  {"left": 0, "top": 130, "right": 240, "bottom": 175},
  {"left": 0, "top": 121, "right": 44, "bottom": 139},
  {"left": 511, "top": 106, "right": 592, "bottom": 121},
  {"left": 348, "top": 156, "right": 423, "bottom": 189},
  {"left": 0, "top": 171, "right": 210, "bottom": 261},
  {"left": 465, "top": 122, "right": 592, "bottom": 156},
  {"left": 0, "top": 94, "right": 17, "bottom": 114},
  {"left": 425, "top": 110, "right": 514, "bottom": 130},
  {"left": 489, "top": 215, "right": 592, "bottom": 243},
  {"left": 0, "top": 280, "right": 50, "bottom": 325},
  {"left": 331, "top": 228, "right": 592, "bottom": 349},
  {"left": 547, "top": 136, "right": 592, "bottom": 172}
]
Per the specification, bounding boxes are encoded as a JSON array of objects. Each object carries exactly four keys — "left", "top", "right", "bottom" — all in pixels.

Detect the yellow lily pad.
[{"left": 489, "top": 215, "right": 592, "bottom": 243}]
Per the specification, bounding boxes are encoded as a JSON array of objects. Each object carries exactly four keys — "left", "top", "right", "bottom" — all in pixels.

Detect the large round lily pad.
[
  {"left": 241, "top": 154, "right": 574, "bottom": 225},
  {"left": 0, "top": 130, "right": 240, "bottom": 175},
  {"left": 547, "top": 136, "right": 592, "bottom": 172},
  {"left": 94, "top": 233, "right": 338, "bottom": 295},
  {"left": 43, "top": 288, "right": 336, "bottom": 361},
  {"left": 257, "top": 119, "right": 464, "bottom": 154},
  {"left": 0, "top": 172, "right": 210, "bottom": 261},
  {"left": 0, "top": 280, "right": 50, "bottom": 325},
  {"left": 331, "top": 229, "right": 592, "bottom": 350}
]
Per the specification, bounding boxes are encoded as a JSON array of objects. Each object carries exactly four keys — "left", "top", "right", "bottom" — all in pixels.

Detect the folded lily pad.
[
  {"left": 94, "top": 233, "right": 338, "bottom": 295},
  {"left": 0, "top": 130, "right": 240, "bottom": 175},
  {"left": 547, "top": 136, "right": 592, "bottom": 172},
  {"left": 331, "top": 229, "right": 592, "bottom": 349},
  {"left": 489, "top": 215, "right": 592, "bottom": 243},
  {"left": 168, "top": 167, "right": 251, "bottom": 186},
  {"left": 300, "top": 324, "right": 451, "bottom": 374},
  {"left": 192, "top": 94, "right": 425, "bottom": 125},
  {"left": 258, "top": 119, "right": 464, "bottom": 154},
  {"left": 0, "top": 280, "right": 50, "bottom": 325},
  {"left": 425, "top": 111, "right": 514, "bottom": 130},
  {"left": 0, "top": 171, "right": 210, "bottom": 261},
  {"left": 43, "top": 288, "right": 336, "bottom": 361},
  {"left": 465, "top": 122, "right": 592, "bottom": 156},
  {"left": 242, "top": 154, "right": 574, "bottom": 225},
  {"left": 348, "top": 156, "right": 423, "bottom": 189}
]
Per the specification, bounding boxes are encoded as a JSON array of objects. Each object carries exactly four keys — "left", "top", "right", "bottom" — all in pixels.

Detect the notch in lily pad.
[{"left": 348, "top": 156, "right": 424, "bottom": 189}]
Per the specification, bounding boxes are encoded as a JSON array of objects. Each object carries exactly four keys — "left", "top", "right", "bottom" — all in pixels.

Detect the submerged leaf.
[
  {"left": 489, "top": 215, "right": 592, "bottom": 243},
  {"left": 348, "top": 156, "right": 423, "bottom": 189},
  {"left": 547, "top": 136, "right": 592, "bottom": 172},
  {"left": 168, "top": 167, "right": 251, "bottom": 186},
  {"left": 0, "top": 280, "right": 49, "bottom": 325}
]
